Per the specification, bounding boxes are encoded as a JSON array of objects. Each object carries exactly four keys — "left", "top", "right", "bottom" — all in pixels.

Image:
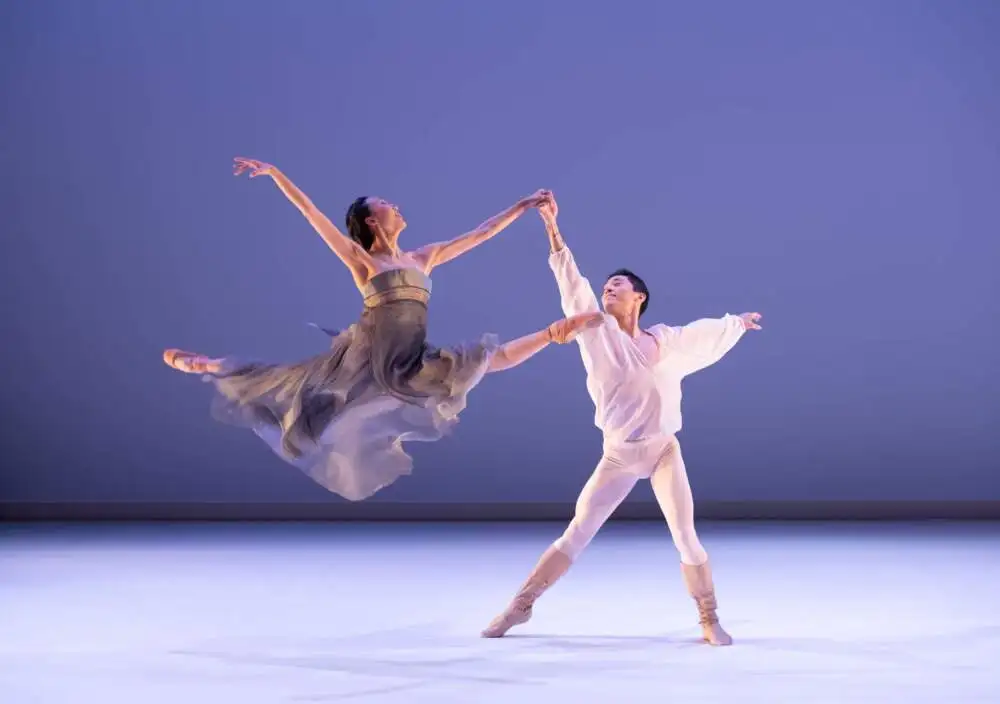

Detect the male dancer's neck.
[{"left": 610, "top": 308, "right": 643, "bottom": 338}]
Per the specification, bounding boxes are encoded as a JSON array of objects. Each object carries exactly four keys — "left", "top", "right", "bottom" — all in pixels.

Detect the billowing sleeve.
[
  {"left": 655, "top": 315, "right": 746, "bottom": 375},
  {"left": 548, "top": 246, "right": 600, "bottom": 317}
]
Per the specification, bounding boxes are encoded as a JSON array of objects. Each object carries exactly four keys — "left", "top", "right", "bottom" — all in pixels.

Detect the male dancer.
[{"left": 481, "top": 197, "right": 761, "bottom": 645}]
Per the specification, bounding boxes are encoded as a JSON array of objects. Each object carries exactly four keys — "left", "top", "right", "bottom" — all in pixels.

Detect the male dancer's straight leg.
[
  {"left": 649, "top": 440, "right": 707, "bottom": 566},
  {"left": 650, "top": 439, "right": 732, "bottom": 645},
  {"left": 554, "top": 454, "right": 641, "bottom": 559},
  {"left": 481, "top": 453, "right": 639, "bottom": 637}
]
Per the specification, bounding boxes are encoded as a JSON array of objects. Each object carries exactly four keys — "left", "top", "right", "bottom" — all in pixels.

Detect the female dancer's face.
[{"left": 365, "top": 198, "right": 407, "bottom": 239}]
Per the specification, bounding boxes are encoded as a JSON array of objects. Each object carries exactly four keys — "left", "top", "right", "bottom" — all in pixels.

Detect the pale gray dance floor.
[{"left": 2, "top": 520, "right": 997, "bottom": 703}]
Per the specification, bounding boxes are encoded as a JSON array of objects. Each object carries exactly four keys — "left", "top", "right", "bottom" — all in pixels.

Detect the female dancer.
[{"left": 164, "top": 158, "right": 601, "bottom": 501}]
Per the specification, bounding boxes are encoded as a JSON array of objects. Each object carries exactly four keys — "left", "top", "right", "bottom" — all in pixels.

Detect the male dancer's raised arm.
[{"left": 540, "top": 202, "right": 602, "bottom": 317}]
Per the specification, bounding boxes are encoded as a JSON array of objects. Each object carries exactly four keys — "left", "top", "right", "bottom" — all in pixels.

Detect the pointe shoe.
[
  {"left": 481, "top": 546, "right": 572, "bottom": 638},
  {"left": 163, "top": 348, "right": 217, "bottom": 374},
  {"left": 680, "top": 561, "right": 733, "bottom": 646}
]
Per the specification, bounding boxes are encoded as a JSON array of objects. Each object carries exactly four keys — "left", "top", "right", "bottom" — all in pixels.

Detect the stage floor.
[{"left": 1, "top": 520, "right": 997, "bottom": 703}]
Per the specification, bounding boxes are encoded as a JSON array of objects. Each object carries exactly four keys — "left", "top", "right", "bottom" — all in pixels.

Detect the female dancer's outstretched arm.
[
  {"left": 487, "top": 312, "right": 605, "bottom": 373},
  {"left": 234, "top": 157, "right": 376, "bottom": 288},
  {"left": 412, "top": 190, "right": 552, "bottom": 274}
]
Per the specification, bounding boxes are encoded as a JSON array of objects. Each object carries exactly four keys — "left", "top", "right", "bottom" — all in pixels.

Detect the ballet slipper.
[
  {"left": 163, "top": 349, "right": 218, "bottom": 374},
  {"left": 481, "top": 546, "right": 572, "bottom": 638},
  {"left": 680, "top": 560, "right": 733, "bottom": 646}
]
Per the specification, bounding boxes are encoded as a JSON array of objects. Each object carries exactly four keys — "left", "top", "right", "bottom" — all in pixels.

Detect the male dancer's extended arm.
[
  {"left": 487, "top": 313, "right": 604, "bottom": 372},
  {"left": 657, "top": 312, "right": 760, "bottom": 375},
  {"left": 540, "top": 205, "right": 602, "bottom": 317}
]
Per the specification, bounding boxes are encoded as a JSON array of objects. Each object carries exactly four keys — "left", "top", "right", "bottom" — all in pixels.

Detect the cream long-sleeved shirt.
[{"left": 550, "top": 246, "right": 747, "bottom": 446}]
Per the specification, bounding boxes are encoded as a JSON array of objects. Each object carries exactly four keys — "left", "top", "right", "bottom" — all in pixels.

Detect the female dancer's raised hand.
[{"left": 233, "top": 157, "right": 276, "bottom": 178}]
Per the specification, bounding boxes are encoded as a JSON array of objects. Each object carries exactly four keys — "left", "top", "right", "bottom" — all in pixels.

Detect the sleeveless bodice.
[{"left": 362, "top": 268, "right": 432, "bottom": 309}]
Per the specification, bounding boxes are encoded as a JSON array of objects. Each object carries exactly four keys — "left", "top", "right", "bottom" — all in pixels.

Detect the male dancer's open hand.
[{"left": 739, "top": 312, "right": 763, "bottom": 331}]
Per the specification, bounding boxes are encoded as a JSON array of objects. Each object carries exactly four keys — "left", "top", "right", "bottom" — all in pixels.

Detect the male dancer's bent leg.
[
  {"left": 650, "top": 439, "right": 732, "bottom": 645},
  {"left": 481, "top": 455, "right": 639, "bottom": 638}
]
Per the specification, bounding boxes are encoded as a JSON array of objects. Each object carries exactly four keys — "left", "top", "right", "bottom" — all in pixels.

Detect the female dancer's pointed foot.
[{"left": 163, "top": 349, "right": 221, "bottom": 374}]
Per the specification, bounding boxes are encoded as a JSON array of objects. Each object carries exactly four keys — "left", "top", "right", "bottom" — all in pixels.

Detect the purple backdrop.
[{"left": 1, "top": 0, "right": 998, "bottom": 506}]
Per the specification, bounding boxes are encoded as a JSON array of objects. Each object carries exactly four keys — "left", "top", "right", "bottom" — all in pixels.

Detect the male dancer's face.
[{"left": 601, "top": 274, "right": 646, "bottom": 318}]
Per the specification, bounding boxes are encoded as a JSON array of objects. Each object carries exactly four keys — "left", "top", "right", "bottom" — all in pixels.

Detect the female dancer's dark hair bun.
[{"left": 346, "top": 197, "right": 376, "bottom": 251}]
